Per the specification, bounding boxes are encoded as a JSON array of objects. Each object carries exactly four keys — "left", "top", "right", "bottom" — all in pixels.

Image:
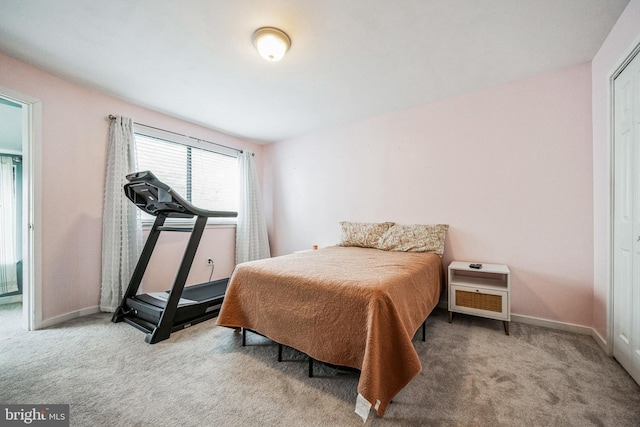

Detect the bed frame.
[{"left": 217, "top": 246, "right": 442, "bottom": 418}]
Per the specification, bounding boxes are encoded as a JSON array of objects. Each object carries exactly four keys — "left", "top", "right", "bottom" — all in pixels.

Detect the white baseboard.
[
  {"left": 438, "top": 301, "right": 605, "bottom": 349},
  {"left": 590, "top": 328, "right": 610, "bottom": 355},
  {"left": 512, "top": 314, "right": 612, "bottom": 355},
  {"left": 39, "top": 303, "right": 610, "bottom": 355},
  {"left": 40, "top": 306, "right": 101, "bottom": 329},
  {"left": 510, "top": 313, "right": 592, "bottom": 336}
]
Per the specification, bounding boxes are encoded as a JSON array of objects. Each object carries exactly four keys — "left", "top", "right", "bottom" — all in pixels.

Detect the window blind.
[{"left": 134, "top": 132, "right": 238, "bottom": 221}]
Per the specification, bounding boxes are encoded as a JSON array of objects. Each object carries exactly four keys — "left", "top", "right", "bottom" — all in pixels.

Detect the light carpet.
[{"left": 1, "top": 303, "right": 639, "bottom": 426}]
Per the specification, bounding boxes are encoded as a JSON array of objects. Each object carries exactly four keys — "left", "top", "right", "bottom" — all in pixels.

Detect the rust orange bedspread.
[{"left": 216, "top": 246, "right": 442, "bottom": 418}]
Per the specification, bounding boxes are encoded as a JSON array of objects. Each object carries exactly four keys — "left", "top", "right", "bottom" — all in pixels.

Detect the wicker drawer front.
[
  {"left": 455, "top": 289, "right": 502, "bottom": 312},
  {"left": 450, "top": 285, "right": 508, "bottom": 320}
]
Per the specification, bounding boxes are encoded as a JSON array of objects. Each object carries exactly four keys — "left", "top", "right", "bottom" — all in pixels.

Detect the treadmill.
[{"left": 111, "top": 170, "right": 237, "bottom": 344}]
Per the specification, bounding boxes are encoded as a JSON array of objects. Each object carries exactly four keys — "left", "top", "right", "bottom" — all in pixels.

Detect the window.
[{"left": 134, "top": 125, "right": 238, "bottom": 224}]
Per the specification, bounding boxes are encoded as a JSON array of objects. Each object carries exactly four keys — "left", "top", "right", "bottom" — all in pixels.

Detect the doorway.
[
  {"left": 0, "top": 88, "right": 41, "bottom": 331},
  {"left": 0, "top": 98, "right": 23, "bottom": 325}
]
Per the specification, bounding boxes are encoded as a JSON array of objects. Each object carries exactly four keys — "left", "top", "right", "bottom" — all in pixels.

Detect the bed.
[{"left": 216, "top": 222, "right": 447, "bottom": 421}]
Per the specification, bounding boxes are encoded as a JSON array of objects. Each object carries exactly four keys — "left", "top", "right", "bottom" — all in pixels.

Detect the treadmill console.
[{"left": 124, "top": 170, "right": 237, "bottom": 218}]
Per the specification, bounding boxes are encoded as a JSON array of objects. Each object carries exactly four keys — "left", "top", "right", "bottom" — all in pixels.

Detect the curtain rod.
[
  {"left": 0, "top": 153, "right": 21, "bottom": 161},
  {"left": 108, "top": 114, "right": 251, "bottom": 155}
]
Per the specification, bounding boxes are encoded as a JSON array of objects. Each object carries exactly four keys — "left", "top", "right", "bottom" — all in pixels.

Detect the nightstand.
[{"left": 448, "top": 261, "right": 511, "bottom": 335}]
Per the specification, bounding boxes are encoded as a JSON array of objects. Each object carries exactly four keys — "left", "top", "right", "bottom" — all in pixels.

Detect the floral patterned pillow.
[
  {"left": 376, "top": 224, "right": 449, "bottom": 255},
  {"left": 338, "top": 221, "right": 395, "bottom": 248}
]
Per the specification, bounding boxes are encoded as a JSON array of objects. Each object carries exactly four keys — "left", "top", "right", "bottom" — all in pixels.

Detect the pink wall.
[
  {"left": 592, "top": 0, "right": 640, "bottom": 343},
  {"left": 140, "top": 226, "right": 236, "bottom": 293},
  {"left": 3, "top": 1, "right": 633, "bottom": 331},
  {"left": 0, "top": 52, "right": 263, "bottom": 322},
  {"left": 265, "top": 64, "right": 594, "bottom": 327}
]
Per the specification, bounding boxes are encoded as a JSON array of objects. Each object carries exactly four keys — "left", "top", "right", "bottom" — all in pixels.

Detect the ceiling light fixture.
[{"left": 252, "top": 27, "right": 291, "bottom": 62}]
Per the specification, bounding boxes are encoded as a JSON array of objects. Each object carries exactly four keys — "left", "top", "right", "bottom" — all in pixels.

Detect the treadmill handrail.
[{"left": 124, "top": 170, "right": 238, "bottom": 218}]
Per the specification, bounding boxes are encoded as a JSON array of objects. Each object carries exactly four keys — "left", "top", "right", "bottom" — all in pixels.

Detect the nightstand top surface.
[{"left": 449, "top": 261, "right": 510, "bottom": 274}]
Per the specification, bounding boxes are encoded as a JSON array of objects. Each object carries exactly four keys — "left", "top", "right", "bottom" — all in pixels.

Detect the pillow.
[
  {"left": 376, "top": 224, "right": 449, "bottom": 255},
  {"left": 338, "top": 221, "right": 395, "bottom": 248}
]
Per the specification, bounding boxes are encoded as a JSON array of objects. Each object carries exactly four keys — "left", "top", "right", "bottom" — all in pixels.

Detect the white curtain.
[
  {"left": 236, "top": 151, "right": 270, "bottom": 264},
  {"left": 0, "top": 156, "right": 18, "bottom": 295},
  {"left": 100, "top": 116, "right": 142, "bottom": 312}
]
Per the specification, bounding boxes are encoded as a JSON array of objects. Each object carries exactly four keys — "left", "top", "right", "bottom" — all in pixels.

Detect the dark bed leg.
[
  {"left": 422, "top": 320, "right": 426, "bottom": 342},
  {"left": 242, "top": 328, "right": 246, "bottom": 346},
  {"left": 308, "top": 357, "right": 314, "bottom": 378},
  {"left": 278, "top": 343, "right": 283, "bottom": 362}
]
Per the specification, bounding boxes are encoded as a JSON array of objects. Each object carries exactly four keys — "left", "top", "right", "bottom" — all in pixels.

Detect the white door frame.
[{"left": 0, "top": 86, "right": 42, "bottom": 331}]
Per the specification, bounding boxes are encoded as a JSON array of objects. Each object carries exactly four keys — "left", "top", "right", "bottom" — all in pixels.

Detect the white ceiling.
[{"left": 0, "top": 0, "right": 630, "bottom": 143}]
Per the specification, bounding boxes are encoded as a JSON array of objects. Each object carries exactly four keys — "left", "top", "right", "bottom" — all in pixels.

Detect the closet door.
[{"left": 613, "top": 49, "right": 640, "bottom": 385}]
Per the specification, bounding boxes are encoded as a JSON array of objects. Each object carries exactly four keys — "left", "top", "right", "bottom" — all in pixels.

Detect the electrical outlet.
[{"left": 207, "top": 258, "right": 214, "bottom": 266}]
